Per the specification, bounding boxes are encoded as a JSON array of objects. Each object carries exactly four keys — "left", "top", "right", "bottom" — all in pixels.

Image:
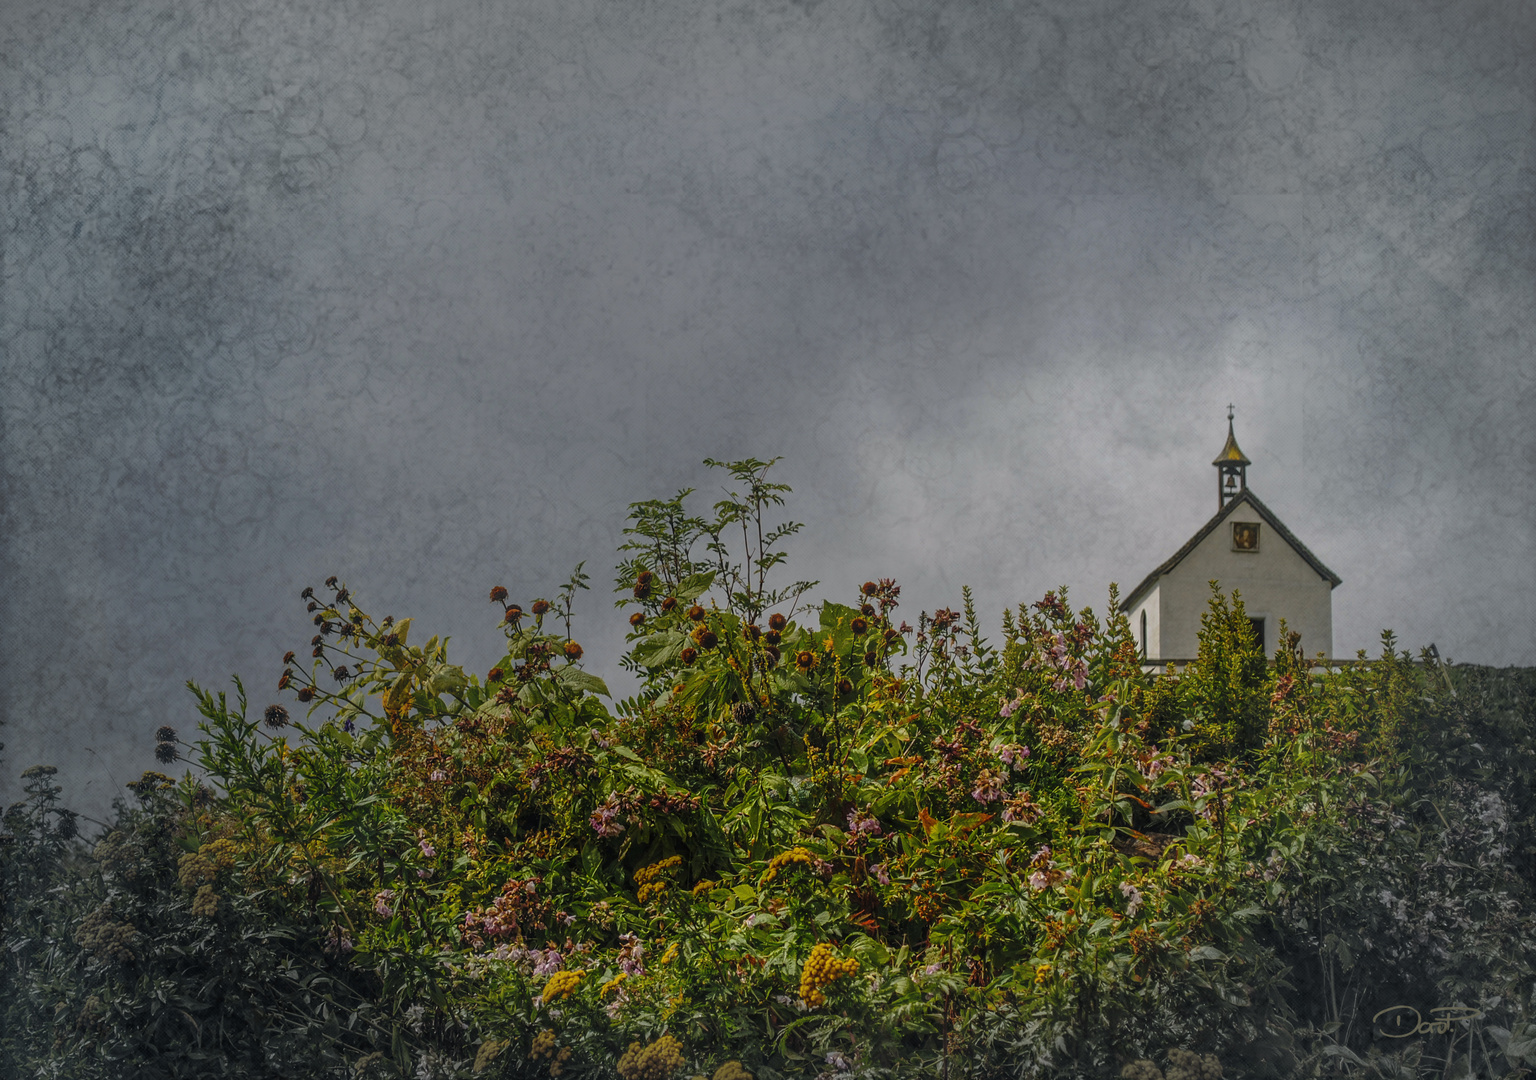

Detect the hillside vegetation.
[{"left": 4, "top": 460, "right": 1534, "bottom": 1080}]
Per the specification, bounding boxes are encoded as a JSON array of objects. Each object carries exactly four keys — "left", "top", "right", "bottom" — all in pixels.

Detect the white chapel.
[{"left": 1118, "top": 412, "right": 1340, "bottom": 663}]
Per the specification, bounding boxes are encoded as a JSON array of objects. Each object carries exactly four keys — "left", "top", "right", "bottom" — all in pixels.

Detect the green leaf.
[
  {"left": 676, "top": 572, "right": 716, "bottom": 602},
  {"left": 558, "top": 668, "right": 611, "bottom": 697},
  {"left": 1188, "top": 945, "right": 1226, "bottom": 961},
  {"left": 632, "top": 632, "right": 687, "bottom": 668}
]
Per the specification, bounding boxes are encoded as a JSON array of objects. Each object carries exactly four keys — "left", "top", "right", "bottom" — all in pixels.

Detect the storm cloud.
[{"left": 3, "top": 0, "right": 1532, "bottom": 820}]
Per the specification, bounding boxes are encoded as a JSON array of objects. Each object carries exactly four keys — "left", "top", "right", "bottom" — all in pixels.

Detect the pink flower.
[
  {"left": 846, "top": 808, "right": 882, "bottom": 836},
  {"left": 971, "top": 769, "right": 1005, "bottom": 804},
  {"left": 429, "top": 769, "right": 447, "bottom": 783},
  {"left": 374, "top": 890, "right": 395, "bottom": 917},
  {"left": 590, "top": 792, "right": 625, "bottom": 837},
  {"left": 870, "top": 863, "right": 890, "bottom": 885}
]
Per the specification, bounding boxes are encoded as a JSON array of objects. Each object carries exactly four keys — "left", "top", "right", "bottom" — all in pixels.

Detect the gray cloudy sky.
[{"left": 3, "top": 0, "right": 1533, "bottom": 822}]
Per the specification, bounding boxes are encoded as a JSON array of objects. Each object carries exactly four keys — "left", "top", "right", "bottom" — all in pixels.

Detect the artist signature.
[{"left": 1373, "top": 1005, "right": 1485, "bottom": 1038}]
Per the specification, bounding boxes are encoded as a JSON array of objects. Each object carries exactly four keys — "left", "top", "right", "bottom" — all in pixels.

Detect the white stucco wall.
[
  {"left": 1154, "top": 510, "right": 1334, "bottom": 659},
  {"left": 1128, "top": 583, "right": 1162, "bottom": 660}
]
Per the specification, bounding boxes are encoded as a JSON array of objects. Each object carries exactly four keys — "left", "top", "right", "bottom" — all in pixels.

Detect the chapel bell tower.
[{"left": 1213, "top": 404, "right": 1250, "bottom": 510}]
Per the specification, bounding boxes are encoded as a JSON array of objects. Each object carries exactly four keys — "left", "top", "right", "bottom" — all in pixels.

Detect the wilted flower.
[
  {"left": 564, "top": 641, "right": 584, "bottom": 661},
  {"left": 490, "top": 585, "right": 509, "bottom": 603},
  {"left": 532, "top": 600, "right": 551, "bottom": 616},
  {"left": 971, "top": 769, "right": 1005, "bottom": 803},
  {"left": 846, "top": 808, "right": 882, "bottom": 836},
  {"left": 297, "top": 688, "right": 315, "bottom": 703},
  {"left": 681, "top": 647, "right": 698, "bottom": 666},
  {"left": 998, "top": 743, "right": 1030, "bottom": 769},
  {"left": 154, "top": 742, "right": 179, "bottom": 764},
  {"left": 768, "top": 613, "right": 788, "bottom": 632},
  {"left": 264, "top": 704, "right": 290, "bottom": 729},
  {"left": 591, "top": 792, "right": 626, "bottom": 838},
  {"left": 629, "top": 612, "right": 646, "bottom": 627},
  {"left": 155, "top": 726, "right": 177, "bottom": 743}
]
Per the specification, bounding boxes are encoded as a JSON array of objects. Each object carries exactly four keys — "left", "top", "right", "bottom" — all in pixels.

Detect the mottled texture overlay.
[{"left": 3, "top": 0, "right": 1532, "bottom": 819}]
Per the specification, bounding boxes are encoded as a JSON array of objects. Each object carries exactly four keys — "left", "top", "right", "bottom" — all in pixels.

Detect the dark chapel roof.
[{"left": 1117, "top": 488, "right": 1342, "bottom": 613}]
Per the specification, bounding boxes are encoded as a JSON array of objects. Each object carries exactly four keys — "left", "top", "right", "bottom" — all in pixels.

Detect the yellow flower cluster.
[
  {"left": 638, "top": 881, "right": 668, "bottom": 905},
  {"left": 712, "top": 1063, "right": 753, "bottom": 1080},
  {"left": 797, "top": 943, "right": 859, "bottom": 1006},
  {"left": 661, "top": 941, "right": 680, "bottom": 964},
  {"left": 635, "top": 856, "right": 682, "bottom": 887},
  {"left": 616, "top": 1034, "right": 685, "bottom": 1080},
  {"left": 177, "top": 851, "right": 218, "bottom": 890},
  {"left": 473, "top": 1039, "right": 506, "bottom": 1073},
  {"left": 1165, "top": 1048, "right": 1223, "bottom": 1080},
  {"left": 191, "top": 884, "right": 219, "bottom": 918},
  {"left": 599, "top": 972, "right": 627, "bottom": 997},
  {"left": 202, "top": 838, "right": 238, "bottom": 870},
  {"left": 690, "top": 879, "right": 716, "bottom": 898},
  {"left": 761, "top": 846, "right": 815, "bottom": 884},
  {"left": 530, "top": 1030, "right": 573, "bottom": 1075},
  {"left": 74, "top": 903, "right": 138, "bottom": 962},
  {"left": 538, "top": 969, "right": 586, "bottom": 1005}
]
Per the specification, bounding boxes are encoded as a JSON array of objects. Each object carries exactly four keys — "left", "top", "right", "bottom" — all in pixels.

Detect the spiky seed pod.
[
  {"left": 687, "top": 605, "right": 706, "bottom": 622},
  {"left": 332, "top": 666, "right": 351, "bottom": 683},
  {"left": 264, "top": 704, "right": 290, "bottom": 729},
  {"left": 681, "top": 647, "right": 698, "bottom": 666},
  {"left": 768, "top": 613, "right": 788, "bottom": 632},
  {"left": 660, "top": 596, "right": 677, "bottom": 612},
  {"left": 296, "top": 688, "right": 315, "bottom": 702},
  {"left": 307, "top": 601, "right": 320, "bottom": 612},
  {"left": 154, "top": 742, "right": 179, "bottom": 764},
  {"left": 490, "top": 585, "right": 509, "bottom": 603},
  {"left": 301, "top": 587, "right": 314, "bottom": 600},
  {"left": 531, "top": 599, "right": 551, "bottom": 616},
  {"left": 325, "top": 576, "right": 338, "bottom": 588},
  {"left": 698, "top": 630, "right": 718, "bottom": 650},
  {"left": 861, "top": 581, "right": 877, "bottom": 596},
  {"left": 156, "top": 726, "right": 177, "bottom": 743},
  {"left": 505, "top": 605, "right": 523, "bottom": 623}
]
